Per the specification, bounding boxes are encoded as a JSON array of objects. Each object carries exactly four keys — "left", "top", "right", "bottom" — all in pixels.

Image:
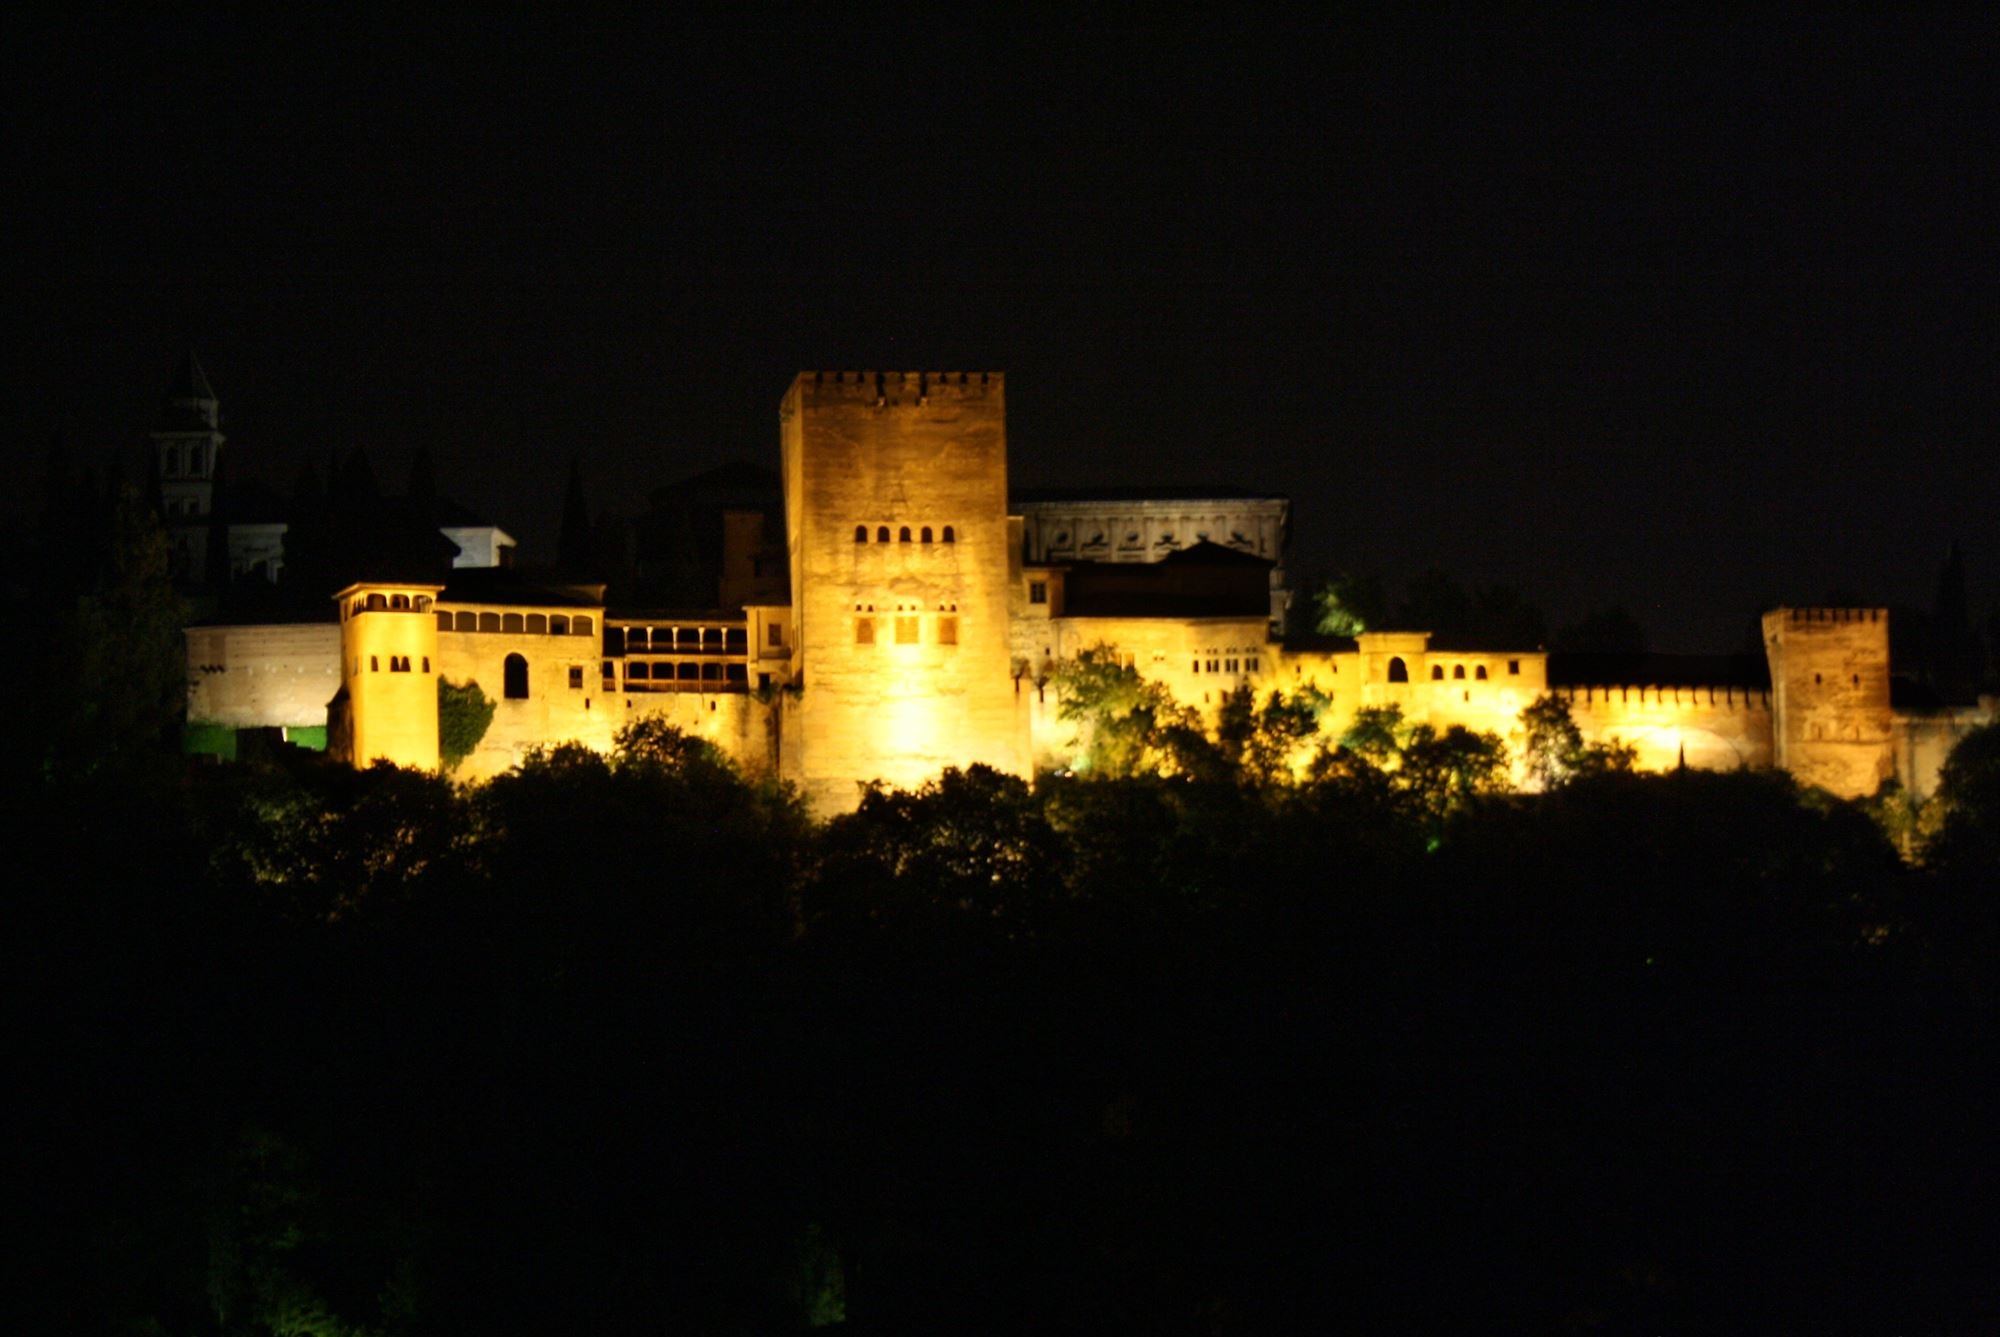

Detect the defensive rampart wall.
[
  {"left": 1556, "top": 683, "right": 1775, "bottom": 774},
  {"left": 185, "top": 622, "right": 340, "bottom": 732}
]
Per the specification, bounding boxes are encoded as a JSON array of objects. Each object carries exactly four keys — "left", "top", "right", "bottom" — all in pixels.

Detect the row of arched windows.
[
  {"left": 362, "top": 655, "right": 431, "bottom": 674},
  {"left": 854, "top": 614, "right": 959, "bottom": 647},
  {"left": 347, "top": 592, "right": 435, "bottom": 618},
  {"left": 615, "top": 626, "right": 744, "bottom": 653},
  {"left": 1379, "top": 657, "right": 1522, "bottom": 684},
  {"left": 854, "top": 525, "right": 956, "bottom": 545},
  {"left": 436, "top": 611, "right": 595, "bottom": 636}
]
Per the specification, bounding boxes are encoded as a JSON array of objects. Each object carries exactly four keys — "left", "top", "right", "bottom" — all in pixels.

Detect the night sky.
[{"left": 10, "top": 14, "right": 1998, "bottom": 650}]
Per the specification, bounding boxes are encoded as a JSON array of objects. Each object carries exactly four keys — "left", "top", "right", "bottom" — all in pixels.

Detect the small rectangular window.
[
  {"left": 1508, "top": 659, "right": 1521, "bottom": 675},
  {"left": 1028, "top": 580, "right": 1048, "bottom": 605},
  {"left": 568, "top": 666, "right": 584, "bottom": 690},
  {"left": 938, "top": 616, "right": 958, "bottom": 646},
  {"left": 766, "top": 623, "right": 783, "bottom": 647},
  {"left": 856, "top": 618, "right": 875, "bottom": 645},
  {"left": 895, "top": 617, "right": 918, "bottom": 645}
]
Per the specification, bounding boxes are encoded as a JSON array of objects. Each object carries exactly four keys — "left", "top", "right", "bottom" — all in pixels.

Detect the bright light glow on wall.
[{"left": 882, "top": 672, "right": 944, "bottom": 782}]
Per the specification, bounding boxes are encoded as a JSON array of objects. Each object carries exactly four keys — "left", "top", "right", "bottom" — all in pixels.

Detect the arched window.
[
  {"left": 421, "top": 657, "right": 430, "bottom": 673},
  {"left": 455, "top": 611, "right": 477, "bottom": 632},
  {"left": 877, "top": 526, "right": 891, "bottom": 543},
  {"left": 1453, "top": 664, "right": 1466, "bottom": 680},
  {"left": 1387, "top": 657, "right": 1408, "bottom": 683},
  {"left": 550, "top": 615, "right": 569, "bottom": 635},
  {"left": 436, "top": 611, "right": 452, "bottom": 631},
  {"left": 899, "top": 526, "right": 912, "bottom": 543},
  {"left": 572, "top": 616, "right": 592, "bottom": 636},
  {"left": 415, "top": 596, "right": 432, "bottom": 612},
  {"left": 677, "top": 662, "right": 699, "bottom": 681},
  {"left": 366, "top": 593, "right": 388, "bottom": 611},
  {"left": 391, "top": 594, "right": 410, "bottom": 610},
  {"left": 503, "top": 654, "right": 529, "bottom": 699},
  {"left": 921, "top": 526, "right": 933, "bottom": 543},
  {"left": 1430, "top": 665, "right": 1444, "bottom": 680},
  {"left": 626, "top": 628, "right": 648, "bottom": 650},
  {"left": 855, "top": 525, "right": 868, "bottom": 543},
  {"left": 628, "top": 662, "right": 649, "bottom": 680},
  {"left": 479, "top": 612, "right": 501, "bottom": 633},
  {"left": 526, "top": 614, "right": 547, "bottom": 635},
  {"left": 942, "top": 526, "right": 955, "bottom": 543},
  {"left": 1475, "top": 665, "right": 1488, "bottom": 680},
  {"left": 502, "top": 613, "right": 524, "bottom": 633},
  {"left": 370, "top": 655, "right": 379, "bottom": 672}
]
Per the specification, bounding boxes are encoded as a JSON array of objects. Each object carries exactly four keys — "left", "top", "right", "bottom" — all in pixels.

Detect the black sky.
[{"left": 9, "top": 13, "right": 1998, "bottom": 650}]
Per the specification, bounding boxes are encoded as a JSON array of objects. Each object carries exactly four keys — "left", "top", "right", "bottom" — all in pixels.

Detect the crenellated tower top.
[{"left": 789, "top": 370, "right": 1002, "bottom": 408}]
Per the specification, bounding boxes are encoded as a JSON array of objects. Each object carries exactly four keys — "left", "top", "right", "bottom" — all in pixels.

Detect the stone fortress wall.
[
  {"left": 1559, "top": 684, "right": 1775, "bottom": 775},
  {"left": 186, "top": 623, "right": 341, "bottom": 739},
  {"left": 185, "top": 365, "right": 1991, "bottom": 807},
  {"left": 779, "top": 371, "right": 1030, "bottom": 813}
]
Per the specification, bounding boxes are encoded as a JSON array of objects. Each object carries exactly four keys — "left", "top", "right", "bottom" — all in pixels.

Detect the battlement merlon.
[
  {"left": 786, "top": 370, "right": 1004, "bottom": 406},
  {"left": 1766, "top": 606, "right": 1888, "bottom": 629}
]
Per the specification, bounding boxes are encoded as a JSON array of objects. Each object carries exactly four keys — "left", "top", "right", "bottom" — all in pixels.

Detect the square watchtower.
[{"left": 779, "top": 371, "right": 1029, "bottom": 813}]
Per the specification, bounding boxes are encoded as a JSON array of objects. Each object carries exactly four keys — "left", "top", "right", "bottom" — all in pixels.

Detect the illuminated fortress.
[{"left": 181, "top": 369, "right": 1991, "bottom": 811}]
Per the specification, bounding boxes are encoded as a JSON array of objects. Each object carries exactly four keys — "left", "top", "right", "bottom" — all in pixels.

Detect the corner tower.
[
  {"left": 780, "top": 371, "right": 1028, "bottom": 813},
  {"left": 332, "top": 581, "right": 445, "bottom": 770},
  {"left": 1762, "top": 606, "right": 1894, "bottom": 798}
]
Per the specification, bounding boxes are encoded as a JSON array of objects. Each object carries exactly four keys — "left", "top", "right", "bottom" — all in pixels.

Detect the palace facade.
[{"left": 180, "top": 369, "right": 1992, "bottom": 813}]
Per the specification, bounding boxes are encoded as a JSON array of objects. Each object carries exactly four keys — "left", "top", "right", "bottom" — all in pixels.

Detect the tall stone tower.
[
  {"left": 332, "top": 581, "right": 445, "bottom": 770},
  {"left": 780, "top": 371, "right": 1029, "bottom": 813},
  {"left": 1762, "top": 606, "right": 1894, "bottom": 798},
  {"left": 151, "top": 351, "right": 225, "bottom": 582}
]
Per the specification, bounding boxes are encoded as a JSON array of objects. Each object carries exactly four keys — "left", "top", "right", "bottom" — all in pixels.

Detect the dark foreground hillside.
[{"left": 12, "top": 748, "right": 2000, "bottom": 1334}]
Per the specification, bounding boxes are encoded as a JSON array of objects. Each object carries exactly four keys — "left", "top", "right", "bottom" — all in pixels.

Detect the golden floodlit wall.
[
  {"left": 283, "top": 371, "right": 1986, "bottom": 803},
  {"left": 781, "top": 372, "right": 1029, "bottom": 814},
  {"left": 434, "top": 604, "right": 612, "bottom": 782},
  {"left": 1559, "top": 683, "right": 1775, "bottom": 775},
  {"left": 336, "top": 583, "right": 444, "bottom": 771},
  {"left": 1279, "top": 635, "right": 1545, "bottom": 754}
]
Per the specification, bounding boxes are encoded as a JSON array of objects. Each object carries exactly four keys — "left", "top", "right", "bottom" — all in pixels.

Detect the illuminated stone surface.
[
  {"left": 236, "top": 372, "right": 1988, "bottom": 802},
  {"left": 333, "top": 583, "right": 445, "bottom": 771},
  {"left": 781, "top": 372, "right": 1029, "bottom": 814}
]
